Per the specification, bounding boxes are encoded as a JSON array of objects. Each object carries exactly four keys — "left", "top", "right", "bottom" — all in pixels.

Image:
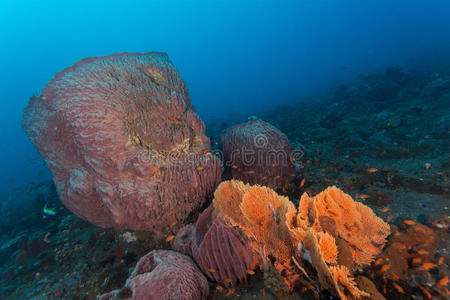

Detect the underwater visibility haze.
[{"left": 0, "top": 0, "right": 449, "bottom": 299}]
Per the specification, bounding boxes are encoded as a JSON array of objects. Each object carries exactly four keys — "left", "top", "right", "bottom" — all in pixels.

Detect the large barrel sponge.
[{"left": 23, "top": 52, "right": 222, "bottom": 233}]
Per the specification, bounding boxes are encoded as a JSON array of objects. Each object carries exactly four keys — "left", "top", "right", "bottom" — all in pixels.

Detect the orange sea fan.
[
  {"left": 299, "top": 186, "right": 390, "bottom": 266},
  {"left": 317, "top": 232, "right": 338, "bottom": 264},
  {"left": 240, "top": 185, "right": 296, "bottom": 263},
  {"left": 329, "top": 265, "right": 370, "bottom": 299},
  {"left": 212, "top": 180, "right": 250, "bottom": 227}
]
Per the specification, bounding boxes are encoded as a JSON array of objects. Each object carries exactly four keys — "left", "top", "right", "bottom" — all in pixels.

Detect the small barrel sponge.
[
  {"left": 98, "top": 250, "right": 209, "bottom": 300},
  {"left": 22, "top": 52, "right": 222, "bottom": 234},
  {"left": 171, "top": 205, "right": 256, "bottom": 286},
  {"left": 220, "top": 118, "right": 295, "bottom": 188}
]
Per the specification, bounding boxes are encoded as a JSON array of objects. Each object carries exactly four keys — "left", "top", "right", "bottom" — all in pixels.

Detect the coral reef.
[
  {"left": 220, "top": 118, "right": 295, "bottom": 189},
  {"left": 99, "top": 250, "right": 209, "bottom": 300},
  {"left": 22, "top": 52, "right": 222, "bottom": 234}
]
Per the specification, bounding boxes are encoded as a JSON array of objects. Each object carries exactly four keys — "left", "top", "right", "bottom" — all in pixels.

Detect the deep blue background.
[{"left": 1, "top": 0, "right": 449, "bottom": 191}]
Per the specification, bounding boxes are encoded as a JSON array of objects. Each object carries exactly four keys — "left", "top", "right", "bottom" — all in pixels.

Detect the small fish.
[
  {"left": 216, "top": 285, "right": 224, "bottom": 291},
  {"left": 438, "top": 256, "right": 444, "bottom": 265},
  {"left": 207, "top": 268, "right": 216, "bottom": 273},
  {"left": 411, "top": 257, "right": 422, "bottom": 265},
  {"left": 204, "top": 152, "right": 212, "bottom": 156},
  {"left": 225, "top": 288, "right": 235, "bottom": 296},
  {"left": 381, "top": 207, "right": 390, "bottom": 212},
  {"left": 299, "top": 178, "right": 306, "bottom": 187},
  {"left": 170, "top": 221, "right": 177, "bottom": 226},
  {"left": 417, "top": 284, "right": 431, "bottom": 299},
  {"left": 402, "top": 219, "right": 417, "bottom": 225},
  {"left": 391, "top": 242, "right": 406, "bottom": 249},
  {"left": 358, "top": 194, "right": 370, "bottom": 199},
  {"left": 387, "top": 216, "right": 394, "bottom": 222},
  {"left": 165, "top": 235, "right": 175, "bottom": 242},
  {"left": 380, "top": 264, "right": 391, "bottom": 272},
  {"left": 262, "top": 287, "right": 266, "bottom": 298},
  {"left": 438, "top": 275, "right": 449, "bottom": 287},
  {"left": 417, "top": 249, "right": 429, "bottom": 255},
  {"left": 419, "top": 262, "right": 437, "bottom": 270},
  {"left": 196, "top": 166, "right": 204, "bottom": 170},
  {"left": 224, "top": 278, "right": 233, "bottom": 283},
  {"left": 149, "top": 166, "right": 160, "bottom": 171},
  {"left": 247, "top": 170, "right": 255, "bottom": 174},
  {"left": 246, "top": 270, "right": 255, "bottom": 275},
  {"left": 421, "top": 204, "right": 428, "bottom": 208},
  {"left": 392, "top": 282, "right": 405, "bottom": 294},
  {"left": 374, "top": 257, "right": 384, "bottom": 266},
  {"left": 367, "top": 168, "right": 378, "bottom": 173},
  {"left": 391, "top": 273, "right": 400, "bottom": 280},
  {"left": 43, "top": 203, "right": 57, "bottom": 216},
  {"left": 231, "top": 165, "right": 238, "bottom": 169}
]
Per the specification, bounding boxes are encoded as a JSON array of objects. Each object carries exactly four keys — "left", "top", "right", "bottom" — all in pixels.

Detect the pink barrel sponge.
[
  {"left": 220, "top": 118, "right": 295, "bottom": 188},
  {"left": 23, "top": 52, "right": 222, "bottom": 234},
  {"left": 99, "top": 250, "right": 209, "bottom": 300},
  {"left": 172, "top": 205, "right": 256, "bottom": 286}
]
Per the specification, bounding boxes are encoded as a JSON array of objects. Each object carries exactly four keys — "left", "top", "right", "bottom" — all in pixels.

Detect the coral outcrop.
[
  {"left": 22, "top": 52, "right": 222, "bottom": 235},
  {"left": 99, "top": 250, "right": 209, "bottom": 300},
  {"left": 220, "top": 118, "right": 295, "bottom": 188}
]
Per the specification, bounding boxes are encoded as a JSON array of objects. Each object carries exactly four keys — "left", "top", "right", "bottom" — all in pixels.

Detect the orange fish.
[
  {"left": 402, "top": 219, "right": 417, "bottom": 225},
  {"left": 247, "top": 170, "right": 255, "bottom": 174},
  {"left": 262, "top": 287, "right": 266, "bottom": 298},
  {"left": 149, "top": 166, "right": 160, "bottom": 171},
  {"left": 231, "top": 165, "right": 238, "bottom": 169},
  {"left": 225, "top": 288, "right": 235, "bottom": 296},
  {"left": 196, "top": 166, "right": 204, "bottom": 170},
  {"left": 216, "top": 285, "right": 224, "bottom": 291},
  {"left": 358, "top": 194, "right": 370, "bottom": 199},
  {"left": 392, "top": 282, "right": 405, "bottom": 294},
  {"left": 444, "top": 287, "right": 450, "bottom": 295},
  {"left": 417, "top": 284, "right": 431, "bottom": 299},
  {"left": 391, "top": 273, "right": 400, "bottom": 280},
  {"left": 246, "top": 270, "right": 255, "bottom": 275},
  {"left": 207, "top": 268, "right": 216, "bottom": 273},
  {"left": 374, "top": 257, "right": 384, "bottom": 266},
  {"left": 419, "top": 262, "right": 437, "bottom": 270},
  {"left": 387, "top": 216, "right": 394, "bottom": 222},
  {"left": 438, "top": 275, "right": 449, "bottom": 287},
  {"left": 391, "top": 242, "right": 406, "bottom": 249},
  {"left": 299, "top": 178, "right": 306, "bottom": 187},
  {"left": 367, "top": 168, "right": 378, "bottom": 173},
  {"left": 165, "top": 235, "right": 175, "bottom": 242},
  {"left": 204, "top": 152, "right": 212, "bottom": 156},
  {"left": 224, "top": 278, "right": 233, "bottom": 283},
  {"left": 381, "top": 207, "right": 390, "bottom": 212},
  {"left": 411, "top": 257, "right": 422, "bottom": 265},
  {"left": 380, "top": 264, "right": 391, "bottom": 272},
  {"left": 417, "top": 249, "right": 429, "bottom": 255},
  {"left": 170, "top": 221, "right": 177, "bottom": 226},
  {"left": 438, "top": 256, "right": 444, "bottom": 265}
]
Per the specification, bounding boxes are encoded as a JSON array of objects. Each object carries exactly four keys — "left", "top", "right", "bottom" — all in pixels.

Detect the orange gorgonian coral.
[
  {"left": 213, "top": 181, "right": 390, "bottom": 299},
  {"left": 295, "top": 186, "right": 390, "bottom": 266}
]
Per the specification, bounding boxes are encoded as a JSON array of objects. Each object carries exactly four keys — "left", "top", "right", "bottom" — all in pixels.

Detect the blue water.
[{"left": 1, "top": 0, "right": 450, "bottom": 190}]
